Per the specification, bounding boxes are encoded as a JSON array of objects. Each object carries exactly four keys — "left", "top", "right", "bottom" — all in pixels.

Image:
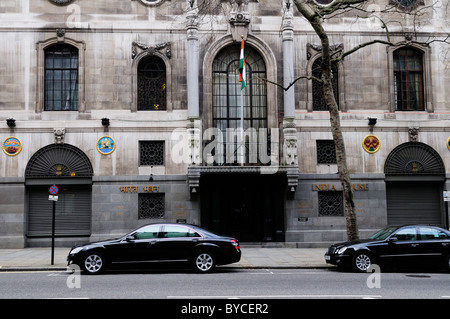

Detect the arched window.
[
  {"left": 312, "top": 57, "right": 339, "bottom": 111},
  {"left": 393, "top": 48, "right": 424, "bottom": 111},
  {"left": 44, "top": 44, "right": 78, "bottom": 111},
  {"left": 212, "top": 45, "right": 267, "bottom": 132},
  {"left": 137, "top": 56, "right": 166, "bottom": 111},
  {"left": 212, "top": 45, "right": 267, "bottom": 165}
]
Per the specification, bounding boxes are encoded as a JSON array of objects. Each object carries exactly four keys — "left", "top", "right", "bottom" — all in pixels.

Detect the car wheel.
[
  {"left": 445, "top": 255, "right": 450, "bottom": 272},
  {"left": 352, "top": 251, "right": 373, "bottom": 273},
  {"left": 194, "top": 252, "right": 215, "bottom": 273},
  {"left": 82, "top": 252, "right": 105, "bottom": 275}
]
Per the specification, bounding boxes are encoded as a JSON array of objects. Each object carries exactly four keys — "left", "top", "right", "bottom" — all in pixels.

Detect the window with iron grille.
[
  {"left": 318, "top": 191, "right": 344, "bottom": 216},
  {"left": 137, "top": 56, "right": 166, "bottom": 110},
  {"left": 44, "top": 44, "right": 78, "bottom": 111},
  {"left": 139, "top": 141, "right": 164, "bottom": 166},
  {"left": 312, "top": 58, "right": 339, "bottom": 111},
  {"left": 138, "top": 193, "right": 165, "bottom": 219},
  {"left": 316, "top": 140, "right": 337, "bottom": 164}
]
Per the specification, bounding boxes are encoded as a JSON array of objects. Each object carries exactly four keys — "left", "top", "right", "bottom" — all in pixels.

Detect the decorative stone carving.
[
  {"left": 409, "top": 127, "right": 420, "bottom": 142},
  {"left": 282, "top": 0, "right": 294, "bottom": 30},
  {"left": 54, "top": 128, "right": 65, "bottom": 144},
  {"left": 56, "top": 29, "right": 65, "bottom": 42},
  {"left": 186, "top": 0, "right": 199, "bottom": 29},
  {"left": 229, "top": 0, "right": 250, "bottom": 41},
  {"left": 307, "top": 42, "right": 344, "bottom": 60},
  {"left": 187, "top": 120, "right": 202, "bottom": 166},
  {"left": 132, "top": 41, "right": 171, "bottom": 59},
  {"left": 283, "top": 120, "right": 298, "bottom": 166}
]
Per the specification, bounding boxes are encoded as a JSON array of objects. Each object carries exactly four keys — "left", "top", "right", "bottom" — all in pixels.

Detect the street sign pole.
[
  {"left": 49, "top": 185, "right": 59, "bottom": 265},
  {"left": 51, "top": 200, "right": 55, "bottom": 265}
]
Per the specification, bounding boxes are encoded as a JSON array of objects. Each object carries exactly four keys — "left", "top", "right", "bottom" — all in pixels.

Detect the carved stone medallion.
[{"left": 48, "top": 0, "right": 75, "bottom": 5}]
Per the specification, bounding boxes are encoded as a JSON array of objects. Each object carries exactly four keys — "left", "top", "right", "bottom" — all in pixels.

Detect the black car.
[
  {"left": 67, "top": 223, "right": 241, "bottom": 274},
  {"left": 325, "top": 225, "right": 450, "bottom": 272}
]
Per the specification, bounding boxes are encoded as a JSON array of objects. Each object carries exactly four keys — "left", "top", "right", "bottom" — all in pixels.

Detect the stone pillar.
[
  {"left": 186, "top": 0, "right": 201, "bottom": 169},
  {"left": 281, "top": 0, "right": 298, "bottom": 167},
  {"left": 282, "top": 0, "right": 295, "bottom": 119},
  {"left": 186, "top": 0, "right": 199, "bottom": 120}
]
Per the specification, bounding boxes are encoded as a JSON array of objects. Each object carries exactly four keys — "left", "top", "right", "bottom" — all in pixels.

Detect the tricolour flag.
[{"left": 238, "top": 39, "right": 246, "bottom": 90}]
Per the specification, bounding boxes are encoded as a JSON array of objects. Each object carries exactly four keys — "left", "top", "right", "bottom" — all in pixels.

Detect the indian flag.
[{"left": 238, "top": 39, "right": 246, "bottom": 90}]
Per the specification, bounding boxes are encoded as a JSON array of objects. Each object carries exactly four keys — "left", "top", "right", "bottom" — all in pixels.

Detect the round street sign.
[{"left": 49, "top": 185, "right": 59, "bottom": 195}]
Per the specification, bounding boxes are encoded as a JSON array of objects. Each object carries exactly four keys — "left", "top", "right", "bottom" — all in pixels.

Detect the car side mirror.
[
  {"left": 389, "top": 236, "right": 398, "bottom": 243},
  {"left": 126, "top": 234, "right": 135, "bottom": 242}
]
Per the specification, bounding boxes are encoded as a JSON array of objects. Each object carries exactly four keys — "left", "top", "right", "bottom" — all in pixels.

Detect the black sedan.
[
  {"left": 325, "top": 225, "right": 450, "bottom": 272},
  {"left": 67, "top": 223, "right": 241, "bottom": 274}
]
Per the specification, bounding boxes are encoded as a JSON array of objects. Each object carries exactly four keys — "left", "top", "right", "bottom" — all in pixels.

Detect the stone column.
[
  {"left": 186, "top": 0, "right": 199, "bottom": 120},
  {"left": 186, "top": 0, "right": 202, "bottom": 168},
  {"left": 281, "top": 0, "right": 298, "bottom": 167}
]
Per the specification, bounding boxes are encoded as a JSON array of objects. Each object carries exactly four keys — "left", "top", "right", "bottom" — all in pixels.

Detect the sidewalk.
[{"left": 0, "top": 247, "right": 331, "bottom": 271}]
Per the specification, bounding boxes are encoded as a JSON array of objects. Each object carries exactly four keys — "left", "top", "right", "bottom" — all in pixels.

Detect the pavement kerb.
[
  {"left": 0, "top": 265, "right": 334, "bottom": 272},
  {"left": 0, "top": 247, "right": 332, "bottom": 272}
]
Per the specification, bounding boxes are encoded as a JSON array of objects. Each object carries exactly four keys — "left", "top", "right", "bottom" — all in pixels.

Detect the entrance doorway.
[
  {"left": 200, "top": 173, "right": 286, "bottom": 242},
  {"left": 385, "top": 142, "right": 446, "bottom": 227},
  {"left": 25, "top": 143, "right": 93, "bottom": 246}
]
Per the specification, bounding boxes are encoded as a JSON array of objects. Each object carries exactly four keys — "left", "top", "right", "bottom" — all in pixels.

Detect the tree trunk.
[{"left": 295, "top": 3, "right": 359, "bottom": 241}]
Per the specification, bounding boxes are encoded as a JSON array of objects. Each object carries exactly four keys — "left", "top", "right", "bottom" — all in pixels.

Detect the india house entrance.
[{"left": 200, "top": 173, "right": 286, "bottom": 242}]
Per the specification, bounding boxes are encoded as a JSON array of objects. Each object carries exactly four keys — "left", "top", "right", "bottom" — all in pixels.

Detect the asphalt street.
[{"left": 1, "top": 268, "right": 450, "bottom": 299}]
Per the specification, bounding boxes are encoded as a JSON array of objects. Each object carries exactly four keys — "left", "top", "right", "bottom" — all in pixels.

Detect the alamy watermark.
[
  {"left": 66, "top": 264, "right": 81, "bottom": 289},
  {"left": 170, "top": 125, "right": 281, "bottom": 173},
  {"left": 366, "top": 264, "right": 381, "bottom": 289}
]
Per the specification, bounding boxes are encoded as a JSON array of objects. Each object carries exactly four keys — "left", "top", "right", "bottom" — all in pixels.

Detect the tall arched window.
[
  {"left": 212, "top": 45, "right": 267, "bottom": 164},
  {"left": 137, "top": 56, "right": 166, "bottom": 111},
  {"left": 212, "top": 45, "right": 267, "bottom": 132},
  {"left": 393, "top": 48, "right": 424, "bottom": 111},
  {"left": 312, "top": 57, "right": 339, "bottom": 111},
  {"left": 44, "top": 44, "right": 79, "bottom": 111}
]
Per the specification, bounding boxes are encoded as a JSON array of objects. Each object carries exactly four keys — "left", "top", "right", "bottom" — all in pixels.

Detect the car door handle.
[
  {"left": 442, "top": 243, "right": 449, "bottom": 247},
  {"left": 411, "top": 243, "right": 419, "bottom": 247},
  {"left": 149, "top": 240, "right": 157, "bottom": 245}
]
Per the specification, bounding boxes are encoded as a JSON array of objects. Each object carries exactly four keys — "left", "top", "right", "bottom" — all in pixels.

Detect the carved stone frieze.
[
  {"left": 132, "top": 41, "right": 171, "bottom": 59},
  {"left": 307, "top": 42, "right": 344, "bottom": 60}
]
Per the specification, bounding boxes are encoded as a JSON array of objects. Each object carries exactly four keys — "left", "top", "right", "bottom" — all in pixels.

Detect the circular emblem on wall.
[
  {"left": 314, "top": 0, "right": 335, "bottom": 5},
  {"left": 136, "top": 0, "right": 165, "bottom": 6},
  {"left": 362, "top": 135, "right": 381, "bottom": 153},
  {"left": 48, "top": 0, "right": 75, "bottom": 4},
  {"left": 447, "top": 137, "right": 450, "bottom": 151},
  {"left": 2, "top": 137, "right": 23, "bottom": 156},
  {"left": 96, "top": 136, "right": 116, "bottom": 155}
]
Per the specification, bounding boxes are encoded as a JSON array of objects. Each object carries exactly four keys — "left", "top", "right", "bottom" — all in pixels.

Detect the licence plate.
[{"left": 324, "top": 255, "right": 331, "bottom": 261}]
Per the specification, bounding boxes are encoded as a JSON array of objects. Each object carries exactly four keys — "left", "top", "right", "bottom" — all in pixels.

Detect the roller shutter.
[
  {"left": 27, "top": 185, "right": 91, "bottom": 237},
  {"left": 386, "top": 181, "right": 442, "bottom": 226}
]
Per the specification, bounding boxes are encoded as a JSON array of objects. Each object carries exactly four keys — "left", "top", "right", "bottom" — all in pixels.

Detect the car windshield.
[{"left": 369, "top": 226, "right": 398, "bottom": 240}]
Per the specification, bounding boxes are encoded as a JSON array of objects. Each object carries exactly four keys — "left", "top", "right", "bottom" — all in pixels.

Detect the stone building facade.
[{"left": 0, "top": 0, "right": 449, "bottom": 248}]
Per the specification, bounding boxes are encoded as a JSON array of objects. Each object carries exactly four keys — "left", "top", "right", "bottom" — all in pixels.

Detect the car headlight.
[
  {"left": 70, "top": 247, "right": 84, "bottom": 254},
  {"left": 337, "top": 247, "right": 347, "bottom": 254}
]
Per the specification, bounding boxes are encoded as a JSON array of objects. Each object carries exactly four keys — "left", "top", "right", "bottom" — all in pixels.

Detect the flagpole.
[
  {"left": 240, "top": 85, "right": 244, "bottom": 165},
  {"left": 238, "top": 35, "right": 246, "bottom": 165},
  {"left": 240, "top": 35, "right": 245, "bottom": 165}
]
